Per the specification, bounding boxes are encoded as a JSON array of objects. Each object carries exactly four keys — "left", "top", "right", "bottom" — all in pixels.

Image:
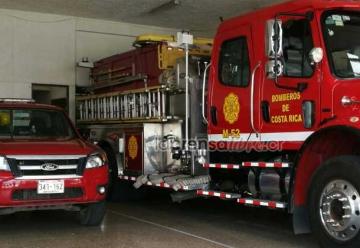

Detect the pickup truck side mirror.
[{"left": 266, "top": 19, "right": 284, "bottom": 79}]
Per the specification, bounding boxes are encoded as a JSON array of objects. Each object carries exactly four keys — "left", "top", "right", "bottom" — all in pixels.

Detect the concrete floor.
[{"left": 0, "top": 193, "right": 318, "bottom": 248}]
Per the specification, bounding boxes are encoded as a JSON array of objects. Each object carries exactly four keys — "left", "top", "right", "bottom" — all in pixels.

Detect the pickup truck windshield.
[
  {"left": 0, "top": 109, "right": 75, "bottom": 140},
  {"left": 323, "top": 12, "right": 360, "bottom": 78}
]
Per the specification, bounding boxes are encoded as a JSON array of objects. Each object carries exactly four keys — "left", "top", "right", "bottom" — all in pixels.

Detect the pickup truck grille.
[
  {"left": 12, "top": 188, "right": 83, "bottom": 201},
  {"left": 6, "top": 155, "right": 87, "bottom": 178}
]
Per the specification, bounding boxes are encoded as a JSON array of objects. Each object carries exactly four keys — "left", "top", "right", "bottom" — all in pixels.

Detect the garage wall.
[
  {"left": 0, "top": 9, "right": 177, "bottom": 119},
  {"left": 0, "top": 11, "right": 75, "bottom": 99}
]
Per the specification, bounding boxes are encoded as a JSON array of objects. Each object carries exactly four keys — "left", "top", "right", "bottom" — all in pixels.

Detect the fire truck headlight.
[
  {"left": 86, "top": 153, "right": 107, "bottom": 169},
  {"left": 0, "top": 156, "right": 10, "bottom": 171}
]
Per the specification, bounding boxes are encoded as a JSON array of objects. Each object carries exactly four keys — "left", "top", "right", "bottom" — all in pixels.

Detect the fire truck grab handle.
[
  {"left": 202, "top": 62, "right": 211, "bottom": 124},
  {"left": 250, "top": 62, "right": 262, "bottom": 136}
]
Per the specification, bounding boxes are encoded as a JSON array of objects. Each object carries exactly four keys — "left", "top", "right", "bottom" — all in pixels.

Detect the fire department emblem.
[
  {"left": 223, "top": 93, "right": 240, "bottom": 124},
  {"left": 128, "top": 136, "right": 138, "bottom": 160}
]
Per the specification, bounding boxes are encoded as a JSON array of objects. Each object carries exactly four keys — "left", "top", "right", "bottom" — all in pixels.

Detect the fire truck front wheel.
[
  {"left": 309, "top": 156, "right": 360, "bottom": 248},
  {"left": 79, "top": 201, "right": 106, "bottom": 226}
]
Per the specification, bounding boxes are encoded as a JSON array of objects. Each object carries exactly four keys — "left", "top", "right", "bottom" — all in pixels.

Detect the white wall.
[{"left": 0, "top": 9, "right": 177, "bottom": 120}]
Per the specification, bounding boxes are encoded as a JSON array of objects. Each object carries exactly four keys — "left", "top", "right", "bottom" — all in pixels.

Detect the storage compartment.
[{"left": 122, "top": 123, "right": 182, "bottom": 176}]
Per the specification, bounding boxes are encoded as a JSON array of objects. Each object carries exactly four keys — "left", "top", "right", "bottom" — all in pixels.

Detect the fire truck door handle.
[
  {"left": 210, "top": 106, "right": 218, "bottom": 126},
  {"left": 250, "top": 62, "right": 262, "bottom": 136},
  {"left": 261, "top": 101, "right": 270, "bottom": 122}
]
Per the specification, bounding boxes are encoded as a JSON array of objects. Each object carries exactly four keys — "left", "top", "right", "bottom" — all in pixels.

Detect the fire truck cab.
[
  {"left": 207, "top": 0, "right": 360, "bottom": 246},
  {"left": 76, "top": 0, "right": 360, "bottom": 246}
]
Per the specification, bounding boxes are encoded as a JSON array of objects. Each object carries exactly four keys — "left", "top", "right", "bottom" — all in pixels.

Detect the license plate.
[{"left": 37, "top": 180, "right": 65, "bottom": 194}]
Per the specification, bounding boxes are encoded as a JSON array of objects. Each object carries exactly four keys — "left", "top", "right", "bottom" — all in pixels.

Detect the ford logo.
[{"left": 41, "top": 163, "right": 59, "bottom": 171}]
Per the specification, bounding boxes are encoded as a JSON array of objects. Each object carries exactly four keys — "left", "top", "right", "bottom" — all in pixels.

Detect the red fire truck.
[
  {"left": 0, "top": 99, "right": 108, "bottom": 226},
  {"left": 77, "top": 0, "right": 360, "bottom": 246}
]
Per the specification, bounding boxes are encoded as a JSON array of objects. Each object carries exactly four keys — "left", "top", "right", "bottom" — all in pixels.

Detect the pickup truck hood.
[{"left": 0, "top": 138, "right": 96, "bottom": 156}]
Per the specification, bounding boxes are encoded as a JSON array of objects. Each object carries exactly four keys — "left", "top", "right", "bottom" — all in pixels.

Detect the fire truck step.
[
  {"left": 203, "top": 162, "right": 291, "bottom": 170},
  {"left": 237, "top": 198, "right": 287, "bottom": 209},
  {"left": 242, "top": 162, "right": 291, "bottom": 168},
  {"left": 203, "top": 163, "right": 241, "bottom": 169},
  {"left": 196, "top": 190, "right": 241, "bottom": 199},
  {"left": 119, "top": 175, "right": 174, "bottom": 189},
  {"left": 119, "top": 175, "right": 137, "bottom": 181},
  {"left": 119, "top": 175, "right": 209, "bottom": 191},
  {"left": 146, "top": 181, "right": 172, "bottom": 188}
]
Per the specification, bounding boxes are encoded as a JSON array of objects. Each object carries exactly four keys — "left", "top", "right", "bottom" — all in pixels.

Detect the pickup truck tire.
[
  {"left": 79, "top": 201, "right": 106, "bottom": 226},
  {"left": 309, "top": 156, "right": 360, "bottom": 248}
]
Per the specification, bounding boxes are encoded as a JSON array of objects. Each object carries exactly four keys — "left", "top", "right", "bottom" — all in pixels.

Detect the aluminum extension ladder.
[{"left": 77, "top": 87, "right": 167, "bottom": 123}]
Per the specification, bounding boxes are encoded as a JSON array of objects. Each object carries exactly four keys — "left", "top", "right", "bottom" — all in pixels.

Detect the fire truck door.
[
  {"left": 260, "top": 17, "right": 321, "bottom": 142},
  {"left": 208, "top": 26, "right": 254, "bottom": 142}
]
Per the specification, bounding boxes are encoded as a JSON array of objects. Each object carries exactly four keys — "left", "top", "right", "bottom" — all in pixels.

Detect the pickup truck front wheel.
[
  {"left": 79, "top": 201, "right": 106, "bottom": 226},
  {"left": 309, "top": 156, "right": 360, "bottom": 248}
]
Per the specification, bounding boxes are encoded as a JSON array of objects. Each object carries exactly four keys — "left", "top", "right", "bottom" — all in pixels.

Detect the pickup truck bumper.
[{"left": 0, "top": 166, "right": 108, "bottom": 210}]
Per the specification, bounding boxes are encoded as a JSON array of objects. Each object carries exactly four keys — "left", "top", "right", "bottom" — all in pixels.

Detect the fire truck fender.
[{"left": 292, "top": 125, "right": 360, "bottom": 234}]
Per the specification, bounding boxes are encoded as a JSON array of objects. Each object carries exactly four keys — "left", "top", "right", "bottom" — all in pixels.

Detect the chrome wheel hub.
[{"left": 320, "top": 180, "right": 360, "bottom": 241}]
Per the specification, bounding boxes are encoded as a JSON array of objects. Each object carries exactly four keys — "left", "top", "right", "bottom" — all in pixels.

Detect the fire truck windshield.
[
  {"left": 323, "top": 11, "right": 360, "bottom": 78},
  {"left": 0, "top": 109, "right": 75, "bottom": 140}
]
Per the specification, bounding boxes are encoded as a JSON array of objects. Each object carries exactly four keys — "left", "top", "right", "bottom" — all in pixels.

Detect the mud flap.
[{"left": 293, "top": 205, "right": 311, "bottom": 234}]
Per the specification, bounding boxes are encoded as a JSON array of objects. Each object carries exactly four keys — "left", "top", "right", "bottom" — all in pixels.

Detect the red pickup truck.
[{"left": 0, "top": 99, "right": 108, "bottom": 225}]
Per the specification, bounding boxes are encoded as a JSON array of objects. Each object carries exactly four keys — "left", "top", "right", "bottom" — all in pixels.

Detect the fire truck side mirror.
[
  {"left": 266, "top": 19, "right": 283, "bottom": 58},
  {"left": 266, "top": 19, "right": 284, "bottom": 79},
  {"left": 309, "top": 47, "right": 324, "bottom": 65},
  {"left": 266, "top": 60, "right": 284, "bottom": 79}
]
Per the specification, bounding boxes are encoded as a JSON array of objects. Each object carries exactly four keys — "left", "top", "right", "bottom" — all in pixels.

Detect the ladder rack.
[{"left": 76, "top": 86, "right": 182, "bottom": 124}]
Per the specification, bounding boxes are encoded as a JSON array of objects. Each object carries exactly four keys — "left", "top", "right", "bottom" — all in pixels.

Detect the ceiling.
[{"left": 0, "top": 0, "right": 286, "bottom": 34}]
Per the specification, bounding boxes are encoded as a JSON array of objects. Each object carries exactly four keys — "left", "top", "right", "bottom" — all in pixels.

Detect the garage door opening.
[{"left": 32, "top": 84, "right": 69, "bottom": 113}]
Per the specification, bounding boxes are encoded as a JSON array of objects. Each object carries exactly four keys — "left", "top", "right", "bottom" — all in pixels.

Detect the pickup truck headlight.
[
  {"left": 0, "top": 156, "right": 10, "bottom": 171},
  {"left": 86, "top": 153, "right": 107, "bottom": 169}
]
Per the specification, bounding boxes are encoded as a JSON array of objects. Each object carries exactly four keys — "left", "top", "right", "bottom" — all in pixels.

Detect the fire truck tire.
[
  {"left": 79, "top": 201, "right": 106, "bottom": 226},
  {"left": 309, "top": 156, "right": 360, "bottom": 248},
  {"left": 110, "top": 180, "right": 147, "bottom": 201},
  {"left": 99, "top": 146, "right": 146, "bottom": 202}
]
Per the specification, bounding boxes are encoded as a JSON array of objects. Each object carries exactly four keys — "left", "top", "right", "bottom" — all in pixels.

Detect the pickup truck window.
[
  {"left": 323, "top": 12, "right": 360, "bottom": 78},
  {"left": 0, "top": 109, "right": 75, "bottom": 140},
  {"left": 219, "top": 37, "right": 250, "bottom": 87},
  {"left": 282, "top": 19, "right": 314, "bottom": 78}
]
